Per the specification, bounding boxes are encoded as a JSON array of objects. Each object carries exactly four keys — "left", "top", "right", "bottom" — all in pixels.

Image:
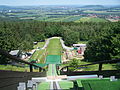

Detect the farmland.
[
  {"left": 0, "top": 5, "right": 119, "bottom": 22},
  {"left": 75, "top": 17, "right": 108, "bottom": 22}
]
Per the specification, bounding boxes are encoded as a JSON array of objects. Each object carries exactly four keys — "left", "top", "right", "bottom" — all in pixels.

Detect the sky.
[{"left": 0, "top": 0, "right": 120, "bottom": 6}]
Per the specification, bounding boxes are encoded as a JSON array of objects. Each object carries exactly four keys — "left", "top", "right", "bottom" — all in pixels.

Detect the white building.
[{"left": 73, "top": 44, "right": 86, "bottom": 55}]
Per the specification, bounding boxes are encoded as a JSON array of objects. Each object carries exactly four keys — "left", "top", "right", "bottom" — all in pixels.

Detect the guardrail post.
[
  {"left": 39, "top": 67, "right": 42, "bottom": 72},
  {"left": 98, "top": 63, "right": 102, "bottom": 71},
  {"left": 30, "top": 65, "right": 33, "bottom": 72},
  {"left": 67, "top": 66, "right": 69, "bottom": 72}
]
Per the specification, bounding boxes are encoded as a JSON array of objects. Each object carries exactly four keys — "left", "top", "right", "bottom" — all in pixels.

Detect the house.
[
  {"left": 33, "top": 42, "right": 37, "bottom": 45},
  {"left": 9, "top": 50, "right": 21, "bottom": 57},
  {"left": 9, "top": 50, "right": 28, "bottom": 59}
]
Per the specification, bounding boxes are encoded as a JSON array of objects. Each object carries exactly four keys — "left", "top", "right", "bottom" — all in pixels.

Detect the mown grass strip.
[
  {"left": 38, "top": 82, "right": 50, "bottom": 90},
  {"left": 47, "top": 38, "right": 62, "bottom": 55}
]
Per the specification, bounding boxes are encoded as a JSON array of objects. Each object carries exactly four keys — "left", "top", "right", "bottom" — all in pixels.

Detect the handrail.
[
  {"left": 61, "top": 58, "right": 120, "bottom": 70},
  {"left": 0, "top": 49, "right": 45, "bottom": 71}
]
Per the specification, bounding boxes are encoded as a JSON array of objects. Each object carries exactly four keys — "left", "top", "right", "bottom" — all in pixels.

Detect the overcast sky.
[{"left": 0, "top": 0, "right": 120, "bottom": 6}]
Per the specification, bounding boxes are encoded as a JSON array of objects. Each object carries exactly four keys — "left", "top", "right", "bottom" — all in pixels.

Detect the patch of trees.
[
  {"left": 0, "top": 20, "right": 118, "bottom": 51},
  {"left": 84, "top": 21, "right": 120, "bottom": 62},
  {"left": 0, "top": 19, "right": 119, "bottom": 63}
]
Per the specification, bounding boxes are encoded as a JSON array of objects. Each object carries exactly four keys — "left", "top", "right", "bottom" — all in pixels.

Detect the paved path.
[{"left": 60, "top": 38, "right": 74, "bottom": 50}]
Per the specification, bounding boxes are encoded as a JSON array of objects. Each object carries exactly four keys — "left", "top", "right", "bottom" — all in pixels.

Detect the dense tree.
[
  {"left": 84, "top": 36, "right": 113, "bottom": 62},
  {"left": 62, "top": 28, "right": 79, "bottom": 46},
  {"left": 84, "top": 21, "right": 120, "bottom": 62}
]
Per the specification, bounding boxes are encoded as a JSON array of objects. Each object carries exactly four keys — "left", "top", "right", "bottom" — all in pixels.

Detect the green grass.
[
  {"left": 38, "top": 82, "right": 50, "bottom": 90},
  {"left": 77, "top": 78, "right": 102, "bottom": 87},
  {"left": 0, "top": 65, "right": 29, "bottom": 71},
  {"left": 63, "top": 16, "right": 83, "bottom": 22},
  {"left": 83, "top": 10, "right": 120, "bottom": 14},
  {"left": 59, "top": 81, "right": 73, "bottom": 89},
  {"left": 30, "top": 42, "right": 46, "bottom": 63},
  {"left": 0, "top": 65, "right": 39, "bottom": 72},
  {"left": 75, "top": 17, "right": 108, "bottom": 22},
  {"left": 46, "top": 38, "right": 62, "bottom": 76},
  {"left": 61, "top": 60, "right": 116, "bottom": 71},
  {"left": 47, "top": 38, "right": 62, "bottom": 55},
  {"left": 47, "top": 64, "right": 53, "bottom": 76},
  {"left": 36, "top": 16, "right": 83, "bottom": 22},
  {"left": 33, "top": 42, "right": 45, "bottom": 49},
  {"left": 30, "top": 50, "right": 46, "bottom": 63},
  {"left": 47, "top": 64, "right": 57, "bottom": 76},
  {"left": 79, "top": 79, "right": 120, "bottom": 90},
  {"left": 77, "top": 61, "right": 116, "bottom": 71},
  {"left": 83, "top": 10, "right": 107, "bottom": 13}
]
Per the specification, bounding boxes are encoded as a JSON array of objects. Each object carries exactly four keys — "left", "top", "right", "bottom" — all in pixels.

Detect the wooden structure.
[
  {"left": 0, "top": 49, "right": 45, "bottom": 72},
  {"left": 0, "top": 49, "right": 46, "bottom": 90}
]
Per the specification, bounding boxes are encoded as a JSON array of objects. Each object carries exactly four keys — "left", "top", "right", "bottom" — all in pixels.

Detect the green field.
[
  {"left": 36, "top": 15, "right": 83, "bottom": 22},
  {"left": 75, "top": 17, "right": 108, "bottom": 22},
  {"left": 84, "top": 10, "right": 120, "bottom": 14},
  {"left": 62, "top": 16, "right": 83, "bottom": 22}
]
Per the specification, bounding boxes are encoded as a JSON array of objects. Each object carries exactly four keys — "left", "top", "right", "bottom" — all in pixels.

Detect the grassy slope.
[
  {"left": 61, "top": 60, "right": 116, "bottom": 71},
  {"left": 0, "top": 42, "right": 45, "bottom": 71},
  {"left": 47, "top": 38, "right": 62, "bottom": 55},
  {"left": 46, "top": 38, "right": 62, "bottom": 76},
  {"left": 39, "top": 38, "right": 63, "bottom": 89},
  {"left": 30, "top": 50, "right": 45, "bottom": 63},
  {"left": 80, "top": 60, "right": 116, "bottom": 71},
  {"left": 30, "top": 42, "right": 46, "bottom": 63}
]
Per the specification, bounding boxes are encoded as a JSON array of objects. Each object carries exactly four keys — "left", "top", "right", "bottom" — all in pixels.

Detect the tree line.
[
  {"left": 84, "top": 21, "right": 120, "bottom": 62},
  {"left": 0, "top": 19, "right": 120, "bottom": 63}
]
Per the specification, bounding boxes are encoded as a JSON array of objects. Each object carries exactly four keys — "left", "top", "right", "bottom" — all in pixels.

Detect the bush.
[{"left": 69, "top": 58, "right": 79, "bottom": 71}]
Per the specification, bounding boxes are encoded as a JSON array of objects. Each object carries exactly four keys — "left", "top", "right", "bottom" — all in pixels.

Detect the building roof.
[
  {"left": 73, "top": 44, "right": 86, "bottom": 47},
  {"left": 9, "top": 50, "right": 20, "bottom": 56}
]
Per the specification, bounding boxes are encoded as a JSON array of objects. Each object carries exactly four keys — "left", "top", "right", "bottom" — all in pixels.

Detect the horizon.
[
  {"left": 0, "top": 0, "right": 119, "bottom": 6},
  {"left": 0, "top": 4, "right": 120, "bottom": 7}
]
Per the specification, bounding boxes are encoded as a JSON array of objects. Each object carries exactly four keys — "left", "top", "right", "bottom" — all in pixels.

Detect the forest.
[{"left": 0, "top": 19, "right": 120, "bottom": 63}]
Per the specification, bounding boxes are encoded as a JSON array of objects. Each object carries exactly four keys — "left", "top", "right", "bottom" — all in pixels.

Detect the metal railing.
[{"left": 60, "top": 58, "right": 120, "bottom": 72}]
